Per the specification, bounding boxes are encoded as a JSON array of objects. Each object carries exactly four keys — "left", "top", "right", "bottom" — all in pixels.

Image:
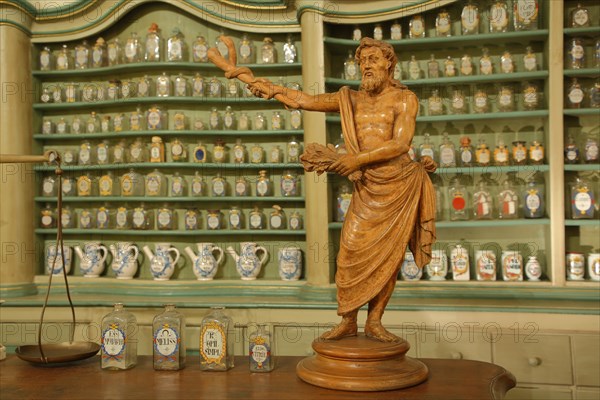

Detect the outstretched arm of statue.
[
  {"left": 249, "top": 81, "right": 340, "bottom": 112},
  {"left": 329, "top": 91, "right": 418, "bottom": 176}
]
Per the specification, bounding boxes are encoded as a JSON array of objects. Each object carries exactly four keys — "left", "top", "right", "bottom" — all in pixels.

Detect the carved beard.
[{"left": 361, "top": 69, "right": 388, "bottom": 93}]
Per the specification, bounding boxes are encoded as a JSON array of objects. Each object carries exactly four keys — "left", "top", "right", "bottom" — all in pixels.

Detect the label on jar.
[
  {"left": 440, "top": 148, "right": 454, "bottom": 165},
  {"left": 116, "top": 210, "right": 128, "bottom": 227},
  {"left": 573, "top": 10, "right": 588, "bottom": 26},
  {"left": 154, "top": 326, "right": 178, "bottom": 356},
  {"left": 207, "top": 215, "right": 220, "bottom": 229},
  {"left": 526, "top": 192, "right": 540, "bottom": 211},
  {"left": 148, "top": 111, "right": 161, "bottom": 128},
  {"left": 235, "top": 182, "right": 247, "bottom": 195},
  {"left": 574, "top": 192, "right": 592, "bottom": 212},
  {"left": 475, "top": 95, "right": 487, "bottom": 108},
  {"left": 499, "top": 94, "right": 512, "bottom": 106},
  {"left": 43, "top": 181, "right": 54, "bottom": 195},
  {"left": 121, "top": 176, "right": 133, "bottom": 194},
  {"left": 213, "top": 181, "right": 225, "bottom": 195},
  {"left": 97, "top": 211, "right": 108, "bottom": 225},
  {"left": 102, "top": 325, "right": 126, "bottom": 356},
  {"left": 200, "top": 322, "right": 225, "bottom": 363},
  {"left": 281, "top": 178, "right": 296, "bottom": 195},
  {"left": 257, "top": 181, "right": 268, "bottom": 195},
  {"left": 229, "top": 213, "right": 240, "bottom": 227},
  {"left": 270, "top": 215, "right": 282, "bottom": 229},
  {"left": 158, "top": 211, "right": 171, "bottom": 227},
  {"left": 132, "top": 210, "right": 145, "bottom": 227},
  {"left": 192, "top": 181, "right": 203, "bottom": 195},
  {"left": 250, "top": 214, "right": 262, "bottom": 228},
  {"left": 572, "top": 45, "right": 584, "bottom": 60},
  {"left": 569, "top": 88, "right": 584, "bottom": 104},
  {"left": 146, "top": 177, "right": 160, "bottom": 194},
  {"left": 41, "top": 215, "right": 53, "bottom": 226},
  {"left": 461, "top": 150, "right": 472, "bottom": 163}
]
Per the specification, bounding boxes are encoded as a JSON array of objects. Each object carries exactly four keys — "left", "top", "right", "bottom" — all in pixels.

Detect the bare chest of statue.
[{"left": 353, "top": 91, "right": 397, "bottom": 150}]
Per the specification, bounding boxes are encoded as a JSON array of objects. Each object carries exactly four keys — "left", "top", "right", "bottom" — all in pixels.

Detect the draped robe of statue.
[{"left": 335, "top": 86, "right": 437, "bottom": 315}]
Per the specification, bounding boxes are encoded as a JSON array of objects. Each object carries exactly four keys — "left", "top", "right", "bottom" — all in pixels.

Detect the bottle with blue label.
[
  {"left": 523, "top": 172, "right": 545, "bottom": 219},
  {"left": 101, "top": 303, "right": 137, "bottom": 370},
  {"left": 153, "top": 304, "right": 186, "bottom": 370},
  {"left": 401, "top": 250, "right": 422, "bottom": 281},
  {"left": 249, "top": 324, "right": 274, "bottom": 372}
]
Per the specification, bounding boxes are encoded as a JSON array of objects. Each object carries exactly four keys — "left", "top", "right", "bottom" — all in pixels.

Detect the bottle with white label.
[
  {"left": 523, "top": 171, "right": 545, "bottom": 219},
  {"left": 513, "top": 0, "right": 538, "bottom": 31},
  {"left": 498, "top": 178, "right": 519, "bottom": 219},
  {"left": 344, "top": 50, "right": 358, "bottom": 80},
  {"left": 479, "top": 48, "right": 494, "bottom": 75},
  {"left": 408, "top": 55, "right": 422, "bottom": 80},
  {"left": 566, "top": 78, "right": 584, "bottom": 109},
  {"left": 568, "top": 38, "right": 585, "bottom": 69},
  {"left": 427, "top": 89, "right": 443, "bottom": 116},
  {"left": 200, "top": 307, "right": 234, "bottom": 371},
  {"left": 101, "top": 303, "right": 137, "bottom": 370},
  {"left": 502, "top": 249, "right": 523, "bottom": 281},
  {"left": 570, "top": 176, "right": 595, "bottom": 219},
  {"left": 249, "top": 324, "right": 274, "bottom": 372},
  {"left": 74, "top": 40, "right": 90, "bottom": 69},
  {"left": 419, "top": 133, "right": 436, "bottom": 162},
  {"left": 108, "top": 37, "right": 124, "bottom": 66},
  {"left": 523, "top": 46, "right": 537, "bottom": 72},
  {"left": 450, "top": 244, "right": 470, "bottom": 281},
  {"left": 461, "top": 1, "right": 480, "bottom": 34},
  {"left": 211, "top": 173, "right": 228, "bottom": 197},
  {"left": 269, "top": 205, "right": 286, "bottom": 230},
  {"left": 283, "top": 34, "right": 297, "bottom": 63},
  {"left": 438, "top": 132, "right": 456, "bottom": 167},
  {"left": 489, "top": 0, "right": 509, "bottom": 33},
  {"left": 435, "top": 9, "right": 452, "bottom": 37},
  {"left": 238, "top": 34, "right": 255, "bottom": 64},
  {"left": 472, "top": 176, "right": 494, "bottom": 220},
  {"left": 192, "top": 35, "right": 209, "bottom": 62},
  {"left": 256, "top": 170, "right": 272, "bottom": 197},
  {"left": 153, "top": 304, "right": 186, "bottom": 370},
  {"left": 287, "top": 137, "right": 301, "bottom": 163}
]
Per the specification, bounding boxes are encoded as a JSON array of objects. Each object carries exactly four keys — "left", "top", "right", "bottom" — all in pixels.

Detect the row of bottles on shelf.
[
  {"left": 343, "top": 47, "right": 540, "bottom": 81},
  {"left": 565, "top": 78, "right": 600, "bottom": 109},
  {"left": 40, "top": 203, "right": 303, "bottom": 231},
  {"left": 46, "top": 239, "right": 302, "bottom": 282},
  {"left": 399, "top": 245, "right": 545, "bottom": 282},
  {"left": 100, "top": 305, "right": 267, "bottom": 372},
  {"left": 45, "top": 136, "right": 302, "bottom": 165},
  {"left": 335, "top": 171, "right": 546, "bottom": 222},
  {"left": 39, "top": 75, "right": 301, "bottom": 103},
  {"left": 41, "top": 169, "right": 301, "bottom": 198},
  {"left": 38, "top": 24, "right": 298, "bottom": 70},
  {"left": 566, "top": 250, "right": 600, "bottom": 281},
  {"left": 41, "top": 108, "right": 302, "bottom": 134},
  {"left": 422, "top": 83, "right": 542, "bottom": 115},
  {"left": 565, "top": 132, "right": 599, "bottom": 164},
  {"left": 407, "top": 133, "right": 545, "bottom": 166},
  {"left": 566, "top": 37, "right": 600, "bottom": 69},
  {"left": 346, "top": 1, "right": 541, "bottom": 41}
]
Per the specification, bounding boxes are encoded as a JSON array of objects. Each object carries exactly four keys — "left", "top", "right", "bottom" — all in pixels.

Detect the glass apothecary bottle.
[
  {"left": 115, "top": 206, "right": 132, "bottom": 230},
  {"left": 192, "top": 35, "right": 209, "bottom": 62},
  {"left": 571, "top": 3, "right": 590, "bottom": 27},
  {"left": 91, "top": 37, "right": 107, "bottom": 68},
  {"left": 289, "top": 210, "right": 303, "bottom": 230},
  {"left": 461, "top": 1, "right": 480, "bottom": 34},
  {"left": 153, "top": 304, "right": 185, "bottom": 371},
  {"left": 191, "top": 172, "right": 206, "bottom": 197},
  {"left": 444, "top": 56, "right": 457, "bottom": 77},
  {"left": 344, "top": 51, "right": 358, "bottom": 80},
  {"left": 56, "top": 44, "right": 71, "bottom": 70},
  {"left": 448, "top": 174, "right": 470, "bottom": 221},
  {"left": 128, "top": 137, "right": 146, "bottom": 162},
  {"left": 435, "top": 9, "right": 452, "bottom": 37},
  {"left": 62, "top": 149, "right": 77, "bottom": 166},
  {"left": 157, "top": 204, "right": 176, "bottom": 230},
  {"left": 238, "top": 111, "right": 250, "bottom": 130},
  {"left": 39, "top": 46, "right": 53, "bottom": 71},
  {"left": 145, "top": 169, "right": 166, "bottom": 197},
  {"left": 167, "top": 28, "right": 186, "bottom": 62},
  {"left": 427, "top": 89, "right": 443, "bottom": 116},
  {"left": 408, "top": 55, "right": 422, "bottom": 80},
  {"left": 112, "top": 140, "right": 127, "bottom": 164},
  {"left": 494, "top": 140, "right": 510, "bottom": 166},
  {"left": 228, "top": 206, "right": 244, "bottom": 230},
  {"left": 479, "top": 48, "right": 493, "bottom": 75},
  {"left": 62, "top": 176, "right": 77, "bottom": 197},
  {"left": 169, "top": 138, "right": 187, "bottom": 162},
  {"left": 156, "top": 73, "right": 171, "bottom": 97},
  {"left": 40, "top": 204, "right": 56, "bottom": 228},
  {"left": 409, "top": 14, "right": 426, "bottom": 38},
  {"left": 438, "top": 132, "right": 456, "bottom": 168},
  {"left": 64, "top": 83, "right": 78, "bottom": 103},
  {"left": 132, "top": 203, "right": 153, "bottom": 230},
  {"left": 427, "top": 54, "right": 439, "bottom": 78},
  {"left": 271, "top": 111, "right": 284, "bottom": 130},
  {"left": 352, "top": 25, "right": 362, "bottom": 41},
  {"left": 568, "top": 38, "right": 585, "bottom": 69},
  {"left": 173, "top": 112, "right": 187, "bottom": 131},
  {"left": 584, "top": 131, "right": 599, "bottom": 163},
  {"left": 170, "top": 172, "right": 187, "bottom": 197},
  {"left": 184, "top": 209, "right": 200, "bottom": 230},
  {"left": 42, "top": 118, "right": 54, "bottom": 135},
  {"left": 100, "top": 115, "right": 112, "bottom": 133},
  {"left": 498, "top": 177, "right": 519, "bottom": 219},
  {"left": 209, "top": 76, "right": 222, "bottom": 98},
  {"left": 249, "top": 206, "right": 266, "bottom": 229},
  {"left": 270, "top": 145, "right": 283, "bottom": 163},
  {"left": 125, "top": 32, "right": 141, "bottom": 63},
  {"left": 523, "top": 82, "right": 539, "bottom": 111},
  {"left": 566, "top": 78, "right": 584, "bottom": 109},
  {"left": 41, "top": 175, "right": 57, "bottom": 197},
  {"left": 373, "top": 24, "right": 383, "bottom": 41},
  {"left": 249, "top": 324, "right": 274, "bottom": 372},
  {"left": 390, "top": 20, "right": 402, "bottom": 40},
  {"left": 472, "top": 175, "right": 494, "bottom": 220},
  {"left": 56, "top": 117, "right": 68, "bottom": 134},
  {"left": 232, "top": 138, "right": 247, "bottom": 163},
  {"left": 236, "top": 33, "right": 254, "bottom": 64},
  {"left": 450, "top": 89, "right": 466, "bottom": 114},
  {"left": 78, "top": 140, "right": 94, "bottom": 165},
  {"left": 529, "top": 140, "right": 545, "bottom": 165},
  {"left": 261, "top": 37, "right": 276, "bottom": 63},
  {"left": 256, "top": 170, "right": 273, "bottom": 197},
  {"left": 281, "top": 170, "right": 299, "bottom": 196},
  {"left": 459, "top": 136, "right": 474, "bottom": 167},
  {"left": 190, "top": 141, "right": 207, "bottom": 164},
  {"left": 226, "top": 79, "right": 239, "bottom": 99},
  {"left": 208, "top": 107, "right": 222, "bottom": 130},
  {"left": 144, "top": 23, "right": 162, "bottom": 61},
  {"left": 523, "top": 46, "right": 537, "bottom": 72},
  {"left": 500, "top": 51, "right": 514, "bottom": 74},
  {"left": 150, "top": 136, "right": 165, "bottom": 163},
  {"left": 206, "top": 209, "right": 223, "bottom": 230},
  {"left": 512, "top": 140, "right": 528, "bottom": 165},
  {"left": 570, "top": 176, "right": 595, "bottom": 219},
  {"left": 513, "top": 0, "right": 538, "bottom": 31},
  {"left": 192, "top": 73, "right": 205, "bottom": 97},
  {"left": 174, "top": 73, "right": 188, "bottom": 97},
  {"left": 96, "top": 204, "right": 113, "bottom": 229},
  {"left": 213, "top": 139, "right": 226, "bottom": 163},
  {"left": 460, "top": 54, "right": 474, "bottom": 76},
  {"left": 489, "top": 0, "right": 509, "bottom": 33},
  {"left": 564, "top": 135, "right": 580, "bottom": 164},
  {"left": 130, "top": 106, "right": 144, "bottom": 131},
  {"left": 287, "top": 136, "right": 301, "bottom": 163},
  {"left": 107, "top": 37, "right": 123, "bottom": 66},
  {"left": 200, "top": 307, "right": 234, "bottom": 371},
  {"left": 336, "top": 183, "right": 352, "bottom": 222},
  {"left": 475, "top": 139, "right": 491, "bottom": 167},
  {"left": 269, "top": 205, "right": 286, "bottom": 230},
  {"left": 211, "top": 173, "right": 228, "bottom": 197},
  {"left": 523, "top": 172, "right": 545, "bottom": 218},
  {"left": 147, "top": 105, "right": 166, "bottom": 130},
  {"left": 283, "top": 34, "right": 297, "bottom": 63},
  {"left": 101, "top": 303, "right": 137, "bottom": 370},
  {"left": 96, "top": 140, "right": 110, "bottom": 165},
  {"left": 40, "top": 87, "right": 51, "bottom": 103},
  {"left": 250, "top": 144, "right": 264, "bottom": 164},
  {"left": 99, "top": 172, "right": 118, "bottom": 196},
  {"left": 419, "top": 132, "right": 435, "bottom": 161},
  {"left": 79, "top": 209, "right": 94, "bottom": 230},
  {"left": 591, "top": 80, "right": 600, "bottom": 108},
  {"left": 74, "top": 40, "right": 90, "bottom": 69},
  {"left": 497, "top": 85, "right": 514, "bottom": 112},
  {"left": 52, "top": 85, "right": 63, "bottom": 103}
]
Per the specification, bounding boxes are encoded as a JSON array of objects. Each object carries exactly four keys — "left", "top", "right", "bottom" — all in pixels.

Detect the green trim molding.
[{"left": 0, "top": 283, "right": 38, "bottom": 298}]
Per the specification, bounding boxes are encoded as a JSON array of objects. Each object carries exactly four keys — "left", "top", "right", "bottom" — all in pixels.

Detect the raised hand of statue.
[{"left": 329, "top": 154, "right": 362, "bottom": 176}]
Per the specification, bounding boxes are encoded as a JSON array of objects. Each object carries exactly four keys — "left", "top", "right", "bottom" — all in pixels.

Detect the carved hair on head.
[{"left": 355, "top": 37, "right": 398, "bottom": 79}]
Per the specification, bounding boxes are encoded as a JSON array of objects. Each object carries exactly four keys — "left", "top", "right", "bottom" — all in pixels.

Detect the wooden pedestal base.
[{"left": 296, "top": 334, "right": 428, "bottom": 392}]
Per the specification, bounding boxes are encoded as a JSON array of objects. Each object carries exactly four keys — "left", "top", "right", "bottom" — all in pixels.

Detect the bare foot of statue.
[
  {"left": 365, "top": 320, "right": 401, "bottom": 342},
  {"left": 320, "top": 317, "right": 358, "bottom": 340}
]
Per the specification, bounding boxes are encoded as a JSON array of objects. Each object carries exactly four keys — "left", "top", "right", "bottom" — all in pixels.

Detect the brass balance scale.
[{"left": 0, "top": 151, "right": 100, "bottom": 363}]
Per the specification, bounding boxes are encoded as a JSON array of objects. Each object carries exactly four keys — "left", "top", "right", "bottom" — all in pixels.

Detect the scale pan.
[{"left": 16, "top": 342, "right": 100, "bottom": 364}]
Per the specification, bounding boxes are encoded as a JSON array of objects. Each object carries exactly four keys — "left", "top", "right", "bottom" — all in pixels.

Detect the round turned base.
[{"left": 296, "top": 334, "right": 428, "bottom": 392}]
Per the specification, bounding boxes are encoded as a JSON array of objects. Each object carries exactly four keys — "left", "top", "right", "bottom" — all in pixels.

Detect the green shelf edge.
[
  {"left": 33, "top": 162, "right": 303, "bottom": 171},
  {"left": 563, "top": 26, "right": 600, "bottom": 36},
  {"left": 32, "top": 62, "right": 303, "bottom": 78},
  {"left": 563, "top": 68, "right": 600, "bottom": 78},
  {"left": 326, "top": 110, "right": 549, "bottom": 123},
  {"left": 35, "top": 196, "right": 306, "bottom": 203},
  {"left": 34, "top": 129, "right": 304, "bottom": 140},
  {"left": 564, "top": 220, "right": 600, "bottom": 227},
  {"left": 563, "top": 108, "right": 600, "bottom": 116},
  {"left": 564, "top": 164, "right": 600, "bottom": 172},
  {"left": 326, "top": 71, "right": 549, "bottom": 88},
  {"left": 323, "top": 30, "right": 549, "bottom": 48},
  {"left": 329, "top": 218, "right": 551, "bottom": 229},
  {"left": 33, "top": 96, "right": 274, "bottom": 110},
  {"left": 34, "top": 228, "right": 307, "bottom": 236}
]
